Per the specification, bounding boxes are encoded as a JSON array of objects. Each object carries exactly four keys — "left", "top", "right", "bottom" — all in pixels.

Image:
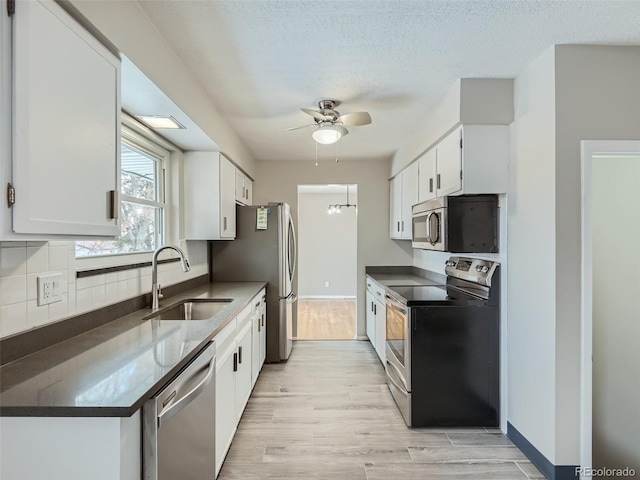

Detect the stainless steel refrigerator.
[{"left": 210, "top": 203, "right": 296, "bottom": 362}]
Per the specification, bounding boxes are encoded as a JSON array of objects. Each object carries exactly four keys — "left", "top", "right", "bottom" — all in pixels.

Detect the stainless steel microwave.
[{"left": 411, "top": 195, "right": 499, "bottom": 253}]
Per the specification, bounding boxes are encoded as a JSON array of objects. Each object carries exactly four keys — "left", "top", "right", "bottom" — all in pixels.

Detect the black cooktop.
[{"left": 388, "top": 285, "right": 488, "bottom": 306}]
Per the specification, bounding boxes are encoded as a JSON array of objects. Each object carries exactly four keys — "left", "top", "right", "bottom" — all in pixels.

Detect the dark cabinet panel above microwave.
[{"left": 412, "top": 195, "right": 498, "bottom": 253}]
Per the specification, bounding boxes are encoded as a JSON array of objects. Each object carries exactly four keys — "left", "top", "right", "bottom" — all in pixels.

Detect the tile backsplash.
[{"left": 0, "top": 241, "right": 208, "bottom": 338}]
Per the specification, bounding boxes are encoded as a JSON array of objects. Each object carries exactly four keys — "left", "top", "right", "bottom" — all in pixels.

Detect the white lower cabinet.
[
  {"left": 366, "top": 278, "right": 387, "bottom": 364},
  {"left": 215, "top": 290, "right": 266, "bottom": 477},
  {"left": 251, "top": 289, "right": 267, "bottom": 387}
]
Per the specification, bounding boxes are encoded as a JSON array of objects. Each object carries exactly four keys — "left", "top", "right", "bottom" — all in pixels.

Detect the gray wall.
[
  {"left": 592, "top": 156, "right": 640, "bottom": 473},
  {"left": 253, "top": 159, "right": 413, "bottom": 338},
  {"left": 508, "top": 45, "right": 640, "bottom": 466},
  {"left": 298, "top": 190, "right": 357, "bottom": 298}
]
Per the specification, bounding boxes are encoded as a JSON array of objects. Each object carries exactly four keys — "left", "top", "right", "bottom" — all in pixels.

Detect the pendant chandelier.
[{"left": 327, "top": 185, "right": 356, "bottom": 215}]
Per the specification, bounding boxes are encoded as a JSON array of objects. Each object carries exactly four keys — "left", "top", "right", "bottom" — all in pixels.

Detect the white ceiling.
[{"left": 128, "top": 0, "right": 640, "bottom": 163}]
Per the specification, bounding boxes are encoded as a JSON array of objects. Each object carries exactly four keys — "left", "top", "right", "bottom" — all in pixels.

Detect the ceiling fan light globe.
[{"left": 312, "top": 124, "right": 344, "bottom": 144}]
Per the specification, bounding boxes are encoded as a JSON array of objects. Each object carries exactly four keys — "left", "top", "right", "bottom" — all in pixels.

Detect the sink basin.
[{"left": 146, "top": 299, "right": 232, "bottom": 321}]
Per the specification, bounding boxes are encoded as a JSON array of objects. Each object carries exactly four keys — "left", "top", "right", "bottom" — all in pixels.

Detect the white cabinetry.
[
  {"left": 1, "top": 0, "right": 120, "bottom": 239},
  {"left": 389, "top": 161, "right": 418, "bottom": 240},
  {"left": 251, "top": 289, "right": 267, "bottom": 387},
  {"left": 215, "top": 290, "right": 265, "bottom": 477},
  {"left": 184, "top": 152, "right": 236, "bottom": 240},
  {"left": 417, "top": 125, "right": 509, "bottom": 200},
  {"left": 366, "top": 278, "right": 387, "bottom": 364},
  {"left": 235, "top": 169, "right": 253, "bottom": 206}
]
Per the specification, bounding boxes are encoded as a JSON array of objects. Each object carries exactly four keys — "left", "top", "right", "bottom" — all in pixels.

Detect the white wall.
[
  {"left": 253, "top": 159, "right": 413, "bottom": 338},
  {"left": 65, "top": 0, "right": 256, "bottom": 178},
  {"left": 298, "top": 190, "right": 357, "bottom": 297},
  {"left": 507, "top": 46, "right": 558, "bottom": 462},
  {"left": 591, "top": 156, "right": 640, "bottom": 473},
  {"left": 553, "top": 45, "right": 640, "bottom": 465}
]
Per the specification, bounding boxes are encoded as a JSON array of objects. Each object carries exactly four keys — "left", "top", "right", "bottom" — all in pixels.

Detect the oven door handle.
[
  {"left": 386, "top": 360, "right": 408, "bottom": 393},
  {"left": 385, "top": 294, "right": 407, "bottom": 315}
]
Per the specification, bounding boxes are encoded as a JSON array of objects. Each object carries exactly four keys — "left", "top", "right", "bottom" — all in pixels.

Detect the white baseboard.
[{"left": 298, "top": 295, "right": 357, "bottom": 299}]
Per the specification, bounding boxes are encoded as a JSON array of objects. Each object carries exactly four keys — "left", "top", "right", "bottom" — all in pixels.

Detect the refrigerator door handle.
[{"left": 286, "top": 292, "right": 297, "bottom": 304}]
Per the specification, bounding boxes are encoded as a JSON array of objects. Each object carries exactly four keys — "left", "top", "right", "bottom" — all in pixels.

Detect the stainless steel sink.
[{"left": 146, "top": 299, "right": 232, "bottom": 321}]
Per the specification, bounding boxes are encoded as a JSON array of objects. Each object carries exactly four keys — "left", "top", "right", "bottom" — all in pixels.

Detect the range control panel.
[{"left": 445, "top": 257, "right": 499, "bottom": 286}]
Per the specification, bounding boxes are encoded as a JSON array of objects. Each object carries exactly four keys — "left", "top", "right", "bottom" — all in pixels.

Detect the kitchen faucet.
[{"left": 151, "top": 245, "right": 190, "bottom": 309}]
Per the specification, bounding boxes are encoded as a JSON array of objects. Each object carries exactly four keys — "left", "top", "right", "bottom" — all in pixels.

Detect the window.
[{"left": 76, "top": 127, "right": 167, "bottom": 257}]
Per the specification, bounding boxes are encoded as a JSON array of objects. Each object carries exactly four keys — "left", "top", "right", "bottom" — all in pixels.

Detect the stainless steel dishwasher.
[{"left": 143, "top": 341, "right": 216, "bottom": 480}]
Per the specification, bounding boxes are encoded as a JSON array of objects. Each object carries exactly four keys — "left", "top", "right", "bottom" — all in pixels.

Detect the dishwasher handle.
[{"left": 157, "top": 347, "right": 216, "bottom": 428}]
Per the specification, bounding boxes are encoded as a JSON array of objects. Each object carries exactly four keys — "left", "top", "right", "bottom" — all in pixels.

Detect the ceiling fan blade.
[
  {"left": 301, "top": 108, "right": 330, "bottom": 121},
  {"left": 285, "top": 124, "right": 316, "bottom": 131},
  {"left": 338, "top": 111, "right": 372, "bottom": 126}
]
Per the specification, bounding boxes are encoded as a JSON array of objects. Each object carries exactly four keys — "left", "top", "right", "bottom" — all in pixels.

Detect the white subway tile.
[
  {"left": 127, "top": 278, "right": 140, "bottom": 297},
  {"left": 0, "top": 246, "right": 27, "bottom": 277},
  {"left": 76, "top": 288, "right": 92, "bottom": 313},
  {"left": 26, "top": 241, "right": 47, "bottom": 248},
  {"left": 105, "top": 282, "right": 118, "bottom": 304},
  {"left": 27, "top": 300, "right": 50, "bottom": 328},
  {"left": 26, "top": 246, "right": 49, "bottom": 274},
  {"left": 0, "top": 303, "right": 28, "bottom": 338},
  {"left": 91, "top": 285, "right": 106, "bottom": 308},
  {"left": 0, "top": 242, "right": 26, "bottom": 248},
  {"left": 27, "top": 273, "right": 39, "bottom": 301},
  {"left": 49, "top": 296, "right": 69, "bottom": 322},
  {"left": 48, "top": 241, "right": 69, "bottom": 247},
  {"left": 67, "top": 288, "right": 76, "bottom": 315},
  {"left": 0, "top": 275, "right": 27, "bottom": 306},
  {"left": 117, "top": 281, "right": 130, "bottom": 301},
  {"left": 77, "top": 276, "right": 92, "bottom": 290},
  {"left": 105, "top": 272, "right": 118, "bottom": 284},
  {"left": 67, "top": 251, "right": 77, "bottom": 281},
  {"left": 49, "top": 245, "right": 68, "bottom": 271}
]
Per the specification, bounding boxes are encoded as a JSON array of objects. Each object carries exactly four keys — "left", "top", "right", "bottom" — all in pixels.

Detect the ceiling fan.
[{"left": 286, "top": 100, "right": 372, "bottom": 144}]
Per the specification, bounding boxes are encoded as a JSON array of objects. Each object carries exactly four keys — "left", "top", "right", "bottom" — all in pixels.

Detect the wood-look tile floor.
[
  {"left": 218, "top": 341, "right": 545, "bottom": 480},
  {"left": 296, "top": 299, "right": 356, "bottom": 340}
]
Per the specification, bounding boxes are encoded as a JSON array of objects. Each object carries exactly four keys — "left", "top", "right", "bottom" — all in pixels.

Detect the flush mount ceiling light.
[
  {"left": 135, "top": 115, "right": 186, "bottom": 130},
  {"left": 312, "top": 122, "right": 348, "bottom": 145}
]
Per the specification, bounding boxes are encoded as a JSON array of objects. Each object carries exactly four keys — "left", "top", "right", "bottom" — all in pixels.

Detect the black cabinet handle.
[
  {"left": 238, "top": 346, "right": 243, "bottom": 364},
  {"left": 233, "top": 352, "right": 238, "bottom": 372}
]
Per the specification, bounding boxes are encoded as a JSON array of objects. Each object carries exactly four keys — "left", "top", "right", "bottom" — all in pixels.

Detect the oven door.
[{"left": 385, "top": 293, "right": 410, "bottom": 390}]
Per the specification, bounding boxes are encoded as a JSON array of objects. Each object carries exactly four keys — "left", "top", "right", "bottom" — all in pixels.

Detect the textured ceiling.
[{"left": 135, "top": 0, "right": 640, "bottom": 162}]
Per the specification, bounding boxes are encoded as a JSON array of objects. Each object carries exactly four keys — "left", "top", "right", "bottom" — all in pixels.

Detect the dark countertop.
[
  {"left": 0, "top": 282, "right": 265, "bottom": 418},
  {"left": 366, "top": 266, "right": 445, "bottom": 288}
]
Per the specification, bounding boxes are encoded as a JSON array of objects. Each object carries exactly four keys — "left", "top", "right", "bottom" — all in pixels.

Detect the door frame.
[{"left": 579, "top": 140, "right": 640, "bottom": 477}]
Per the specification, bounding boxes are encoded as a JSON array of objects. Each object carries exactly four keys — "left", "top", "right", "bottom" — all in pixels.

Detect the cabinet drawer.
[{"left": 214, "top": 316, "right": 237, "bottom": 353}]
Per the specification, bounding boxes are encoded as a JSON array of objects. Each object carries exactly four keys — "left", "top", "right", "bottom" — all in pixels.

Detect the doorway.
[
  {"left": 581, "top": 141, "right": 640, "bottom": 476},
  {"left": 296, "top": 184, "right": 357, "bottom": 340}
]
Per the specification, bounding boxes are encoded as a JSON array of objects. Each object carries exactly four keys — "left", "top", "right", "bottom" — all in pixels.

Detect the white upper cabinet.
[
  {"left": 435, "top": 127, "right": 463, "bottom": 197},
  {"left": 417, "top": 148, "right": 437, "bottom": 203},
  {"left": 184, "top": 152, "right": 236, "bottom": 240},
  {"left": 2, "top": 0, "right": 120, "bottom": 238},
  {"left": 235, "top": 169, "right": 253, "bottom": 206},
  {"left": 415, "top": 125, "right": 509, "bottom": 201},
  {"left": 390, "top": 161, "right": 418, "bottom": 240}
]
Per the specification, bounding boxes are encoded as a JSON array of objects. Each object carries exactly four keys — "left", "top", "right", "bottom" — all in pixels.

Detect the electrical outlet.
[
  {"left": 37, "top": 273, "right": 62, "bottom": 306},
  {"left": 325, "top": 281, "right": 330, "bottom": 288}
]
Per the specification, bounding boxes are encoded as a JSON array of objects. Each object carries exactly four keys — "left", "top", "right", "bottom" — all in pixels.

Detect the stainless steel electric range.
[{"left": 385, "top": 257, "right": 500, "bottom": 427}]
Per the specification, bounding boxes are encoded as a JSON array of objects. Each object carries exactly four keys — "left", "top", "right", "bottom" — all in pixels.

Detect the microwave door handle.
[{"left": 425, "top": 212, "right": 431, "bottom": 244}]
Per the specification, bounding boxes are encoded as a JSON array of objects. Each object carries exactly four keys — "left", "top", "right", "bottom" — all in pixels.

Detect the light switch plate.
[{"left": 37, "top": 273, "right": 62, "bottom": 306}]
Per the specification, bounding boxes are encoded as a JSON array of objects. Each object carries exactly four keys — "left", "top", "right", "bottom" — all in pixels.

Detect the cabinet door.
[
  {"left": 401, "top": 162, "right": 418, "bottom": 240},
  {"left": 389, "top": 175, "right": 403, "bottom": 239},
  {"left": 436, "top": 127, "right": 463, "bottom": 196},
  {"left": 215, "top": 343, "right": 237, "bottom": 475},
  {"left": 366, "top": 290, "right": 376, "bottom": 345},
  {"left": 245, "top": 178, "right": 253, "bottom": 205},
  {"left": 259, "top": 299, "right": 267, "bottom": 366},
  {"left": 374, "top": 298, "right": 387, "bottom": 363},
  {"left": 235, "top": 169, "right": 245, "bottom": 205},
  {"left": 219, "top": 156, "right": 236, "bottom": 238},
  {"left": 235, "top": 322, "right": 253, "bottom": 421},
  {"left": 12, "top": 0, "right": 120, "bottom": 236},
  {"left": 251, "top": 307, "right": 261, "bottom": 387},
  {"left": 418, "top": 149, "right": 437, "bottom": 203}
]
